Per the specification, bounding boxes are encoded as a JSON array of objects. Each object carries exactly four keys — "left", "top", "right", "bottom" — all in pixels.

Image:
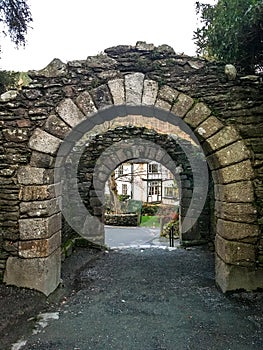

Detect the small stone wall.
[{"left": 105, "top": 213, "right": 139, "bottom": 226}]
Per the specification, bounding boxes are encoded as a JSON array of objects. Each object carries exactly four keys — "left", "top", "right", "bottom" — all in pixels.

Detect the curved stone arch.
[
  {"left": 28, "top": 76, "right": 257, "bottom": 227},
  {"left": 54, "top": 104, "right": 209, "bottom": 239},
  {"left": 75, "top": 136, "right": 189, "bottom": 240},
  {"left": 7, "top": 73, "right": 261, "bottom": 295}
]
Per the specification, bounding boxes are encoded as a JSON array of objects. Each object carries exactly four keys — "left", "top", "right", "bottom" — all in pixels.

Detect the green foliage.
[
  {"left": 0, "top": 0, "right": 32, "bottom": 47},
  {"left": 194, "top": 0, "right": 263, "bottom": 72},
  {"left": 0, "top": 70, "right": 30, "bottom": 93},
  {"left": 160, "top": 219, "right": 179, "bottom": 238},
  {"left": 0, "top": 70, "right": 17, "bottom": 93},
  {"left": 141, "top": 204, "right": 159, "bottom": 216},
  {"left": 140, "top": 215, "right": 160, "bottom": 227},
  {"left": 118, "top": 194, "right": 130, "bottom": 202}
]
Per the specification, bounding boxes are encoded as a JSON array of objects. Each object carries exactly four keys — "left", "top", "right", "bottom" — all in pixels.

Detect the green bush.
[
  {"left": 118, "top": 194, "right": 130, "bottom": 202},
  {"left": 141, "top": 204, "right": 159, "bottom": 216},
  {"left": 194, "top": 0, "right": 263, "bottom": 73},
  {"left": 160, "top": 220, "right": 179, "bottom": 238}
]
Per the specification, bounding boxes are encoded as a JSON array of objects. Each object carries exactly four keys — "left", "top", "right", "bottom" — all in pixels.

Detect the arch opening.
[
  {"left": 2, "top": 72, "right": 261, "bottom": 295},
  {"left": 52, "top": 103, "right": 263, "bottom": 293},
  {"left": 54, "top": 113, "right": 213, "bottom": 258},
  {"left": 103, "top": 159, "right": 182, "bottom": 248}
]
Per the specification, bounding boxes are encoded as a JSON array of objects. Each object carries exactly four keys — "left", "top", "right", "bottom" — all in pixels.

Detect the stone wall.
[
  {"left": 0, "top": 41, "right": 262, "bottom": 293},
  {"left": 105, "top": 214, "right": 139, "bottom": 226}
]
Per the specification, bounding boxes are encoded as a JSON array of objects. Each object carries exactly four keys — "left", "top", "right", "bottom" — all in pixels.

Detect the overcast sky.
[{"left": 0, "top": 0, "right": 216, "bottom": 72}]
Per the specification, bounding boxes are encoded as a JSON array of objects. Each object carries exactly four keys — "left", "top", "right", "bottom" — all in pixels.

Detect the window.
[
  {"left": 148, "top": 163, "right": 158, "bottom": 173},
  {"left": 148, "top": 181, "right": 161, "bottom": 196},
  {"left": 116, "top": 165, "right": 123, "bottom": 176},
  {"left": 122, "top": 184, "right": 127, "bottom": 195}
]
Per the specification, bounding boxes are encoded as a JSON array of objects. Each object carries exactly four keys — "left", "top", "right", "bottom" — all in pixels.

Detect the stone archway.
[
  {"left": 76, "top": 128, "right": 210, "bottom": 244},
  {"left": 1, "top": 45, "right": 262, "bottom": 295}
]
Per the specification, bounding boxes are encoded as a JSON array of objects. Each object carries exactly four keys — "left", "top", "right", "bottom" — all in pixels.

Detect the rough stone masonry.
[{"left": 0, "top": 41, "right": 262, "bottom": 295}]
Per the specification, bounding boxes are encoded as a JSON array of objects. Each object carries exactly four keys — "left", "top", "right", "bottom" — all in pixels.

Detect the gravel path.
[{"left": 7, "top": 246, "right": 263, "bottom": 350}]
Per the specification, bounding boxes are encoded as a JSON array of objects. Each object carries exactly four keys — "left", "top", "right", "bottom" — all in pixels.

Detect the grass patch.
[{"left": 140, "top": 215, "right": 160, "bottom": 227}]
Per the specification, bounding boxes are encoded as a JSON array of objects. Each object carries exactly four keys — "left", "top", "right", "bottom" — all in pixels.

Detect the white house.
[{"left": 105, "top": 161, "right": 178, "bottom": 205}]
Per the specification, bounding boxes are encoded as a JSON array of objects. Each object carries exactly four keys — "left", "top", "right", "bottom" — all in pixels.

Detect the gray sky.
[{"left": 0, "top": 0, "right": 216, "bottom": 72}]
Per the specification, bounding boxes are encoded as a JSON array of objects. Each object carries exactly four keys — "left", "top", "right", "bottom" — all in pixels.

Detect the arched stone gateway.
[{"left": 1, "top": 43, "right": 262, "bottom": 295}]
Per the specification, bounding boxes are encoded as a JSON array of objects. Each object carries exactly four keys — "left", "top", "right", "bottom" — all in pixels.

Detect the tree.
[
  {"left": 0, "top": 70, "right": 30, "bottom": 93},
  {"left": 0, "top": 0, "right": 32, "bottom": 47},
  {"left": 0, "top": 1, "right": 32, "bottom": 92},
  {"left": 194, "top": 0, "right": 263, "bottom": 73},
  {"left": 108, "top": 172, "right": 122, "bottom": 214}
]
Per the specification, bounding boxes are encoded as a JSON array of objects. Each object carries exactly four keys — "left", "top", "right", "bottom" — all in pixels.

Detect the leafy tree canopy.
[
  {"left": 194, "top": 0, "right": 263, "bottom": 73},
  {"left": 0, "top": 0, "right": 32, "bottom": 46},
  {"left": 0, "top": 1, "right": 32, "bottom": 91}
]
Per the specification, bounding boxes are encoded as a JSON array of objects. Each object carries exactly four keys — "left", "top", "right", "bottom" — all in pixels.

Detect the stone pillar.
[
  {"left": 215, "top": 209, "right": 263, "bottom": 292},
  {"left": 4, "top": 248, "right": 61, "bottom": 296},
  {"left": 215, "top": 254, "right": 263, "bottom": 292},
  {"left": 179, "top": 173, "right": 201, "bottom": 242},
  {"left": 4, "top": 166, "right": 62, "bottom": 296}
]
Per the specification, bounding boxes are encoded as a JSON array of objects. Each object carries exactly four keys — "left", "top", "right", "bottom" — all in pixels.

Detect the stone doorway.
[{"left": 74, "top": 123, "right": 213, "bottom": 246}]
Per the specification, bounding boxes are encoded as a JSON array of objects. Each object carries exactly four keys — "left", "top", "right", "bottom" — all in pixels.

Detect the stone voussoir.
[
  {"left": 30, "top": 151, "right": 55, "bottom": 169},
  {"left": 108, "top": 79, "right": 125, "bottom": 105},
  {"left": 204, "top": 125, "right": 240, "bottom": 153},
  {"left": 19, "top": 213, "right": 62, "bottom": 240},
  {"left": 29, "top": 128, "right": 62, "bottom": 155},
  {"left": 212, "top": 159, "right": 255, "bottom": 184},
  {"left": 155, "top": 98, "right": 171, "bottom": 111},
  {"left": 207, "top": 140, "right": 251, "bottom": 170},
  {"left": 125, "top": 72, "right": 144, "bottom": 105},
  {"left": 171, "top": 93, "right": 194, "bottom": 118},
  {"left": 196, "top": 115, "right": 224, "bottom": 140},
  {"left": 157, "top": 85, "right": 179, "bottom": 104},
  {"left": 17, "top": 166, "right": 54, "bottom": 185},
  {"left": 184, "top": 102, "right": 211, "bottom": 128},
  {"left": 19, "top": 230, "right": 61, "bottom": 258},
  {"left": 142, "top": 79, "right": 158, "bottom": 105},
  {"left": 75, "top": 90, "right": 98, "bottom": 115},
  {"left": 20, "top": 197, "right": 61, "bottom": 218},
  {"left": 89, "top": 84, "right": 113, "bottom": 110},
  {"left": 56, "top": 98, "right": 85, "bottom": 128},
  {"left": 216, "top": 218, "right": 259, "bottom": 243},
  {"left": 44, "top": 114, "right": 71, "bottom": 140},
  {"left": 215, "top": 234, "right": 256, "bottom": 266},
  {"left": 215, "top": 201, "right": 258, "bottom": 223},
  {"left": 214, "top": 181, "right": 254, "bottom": 203}
]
